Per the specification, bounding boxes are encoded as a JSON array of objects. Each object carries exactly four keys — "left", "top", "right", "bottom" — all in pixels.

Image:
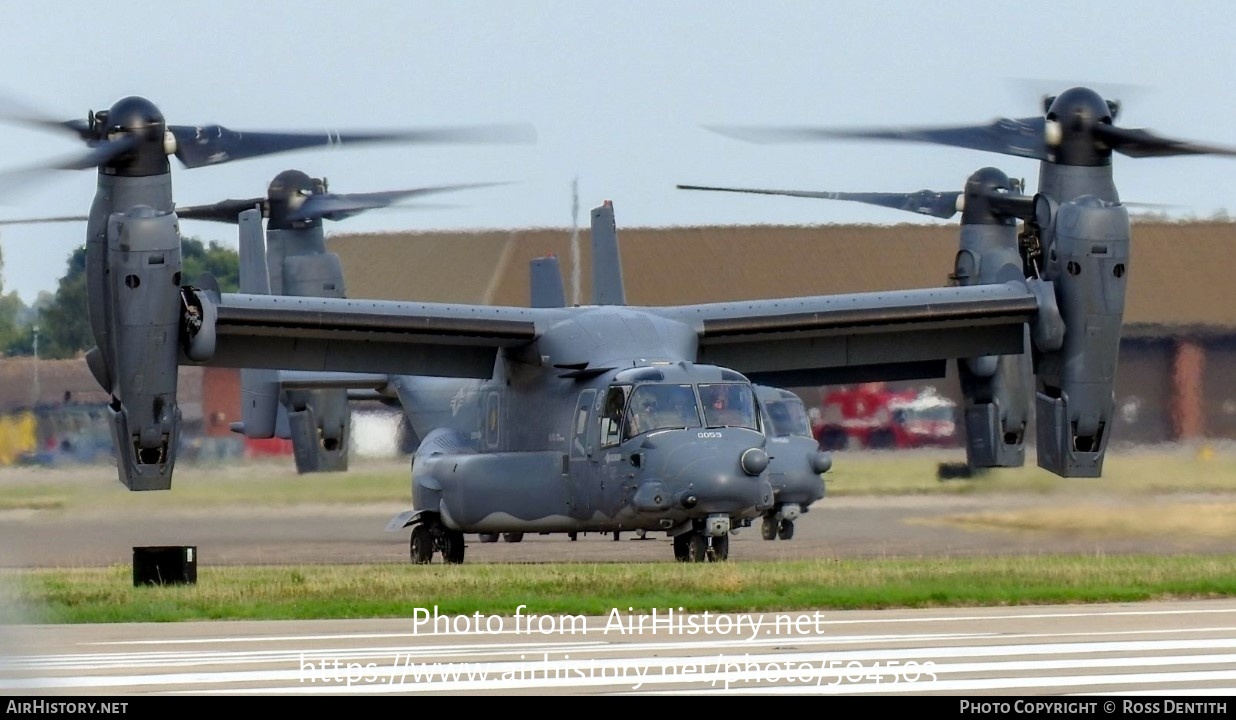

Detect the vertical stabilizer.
[
  {"left": 232, "top": 209, "right": 278, "bottom": 439},
  {"left": 530, "top": 254, "right": 567, "bottom": 308},
  {"left": 238, "top": 208, "right": 271, "bottom": 295},
  {"left": 590, "top": 201, "right": 625, "bottom": 306}
]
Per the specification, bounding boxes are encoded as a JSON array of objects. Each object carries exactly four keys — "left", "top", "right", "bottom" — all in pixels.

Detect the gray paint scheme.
[
  {"left": 532, "top": 231, "right": 828, "bottom": 543},
  {"left": 12, "top": 89, "right": 1168, "bottom": 560},
  {"left": 687, "top": 86, "right": 1236, "bottom": 476},
  {"left": 679, "top": 167, "right": 1038, "bottom": 469}
]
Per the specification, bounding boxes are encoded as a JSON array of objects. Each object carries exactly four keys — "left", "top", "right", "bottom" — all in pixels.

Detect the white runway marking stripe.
[
  {"left": 7, "top": 632, "right": 1236, "bottom": 671},
  {"left": 7, "top": 627, "right": 1236, "bottom": 672},
  {"left": 5, "top": 638, "right": 1236, "bottom": 692},
  {"left": 82, "top": 604, "right": 1236, "bottom": 646}
]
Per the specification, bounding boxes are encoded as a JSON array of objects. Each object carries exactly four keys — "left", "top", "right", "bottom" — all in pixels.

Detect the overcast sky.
[{"left": 1, "top": 1, "right": 1235, "bottom": 303}]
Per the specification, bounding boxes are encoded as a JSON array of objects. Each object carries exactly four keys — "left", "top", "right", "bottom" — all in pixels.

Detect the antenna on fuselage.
[{"left": 569, "top": 177, "right": 581, "bottom": 305}]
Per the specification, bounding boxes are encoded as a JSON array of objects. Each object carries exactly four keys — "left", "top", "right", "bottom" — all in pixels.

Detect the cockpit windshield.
[
  {"left": 623, "top": 384, "right": 702, "bottom": 439},
  {"left": 698, "top": 383, "right": 760, "bottom": 431},
  {"left": 765, "top": 397, "right": 813, "bottom": 438}
]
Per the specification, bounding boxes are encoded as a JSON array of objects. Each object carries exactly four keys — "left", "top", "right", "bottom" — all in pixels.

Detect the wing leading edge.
[
  {"left": 184, "top": 291, "right": 550, "bottom": 379},
  {"left": 658, "top": 281, "right": 1057, "bottom": 387}
]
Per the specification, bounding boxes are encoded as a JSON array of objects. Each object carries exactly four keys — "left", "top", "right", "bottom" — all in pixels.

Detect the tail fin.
[
  {"left": 232, "top": 209, "right": 280, "bottom": 439},
  {"left": 238, "top": 208, "right": 271, "bottom": 294},
  {"left": 530, "top": 254, "right": 567, "bottom": 308},
  {"left": 590, "top": 200, "right": 625, "bottom": 305}
]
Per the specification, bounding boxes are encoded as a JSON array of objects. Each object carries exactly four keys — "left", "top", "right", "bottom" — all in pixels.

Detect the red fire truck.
[{"left": 811, "top": 383, "right": 958, "bottom": 451}]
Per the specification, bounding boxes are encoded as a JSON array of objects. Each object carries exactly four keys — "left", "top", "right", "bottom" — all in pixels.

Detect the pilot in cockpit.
[{"left": 628, "top": 394, "right": 660, "bottom": 437}]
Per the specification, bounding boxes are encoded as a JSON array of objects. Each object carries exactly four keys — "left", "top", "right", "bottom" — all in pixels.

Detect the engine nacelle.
[
  {"left": 1034, "top": 196, "right": 1129, "bottom": 477},
  {"left": 272, "top": 237, "right": 353, "bottom": 474},
  {"left": 953, "top": 223, "right": 1032, "bottom": 468},
  {"left": 100, "top": 207, "right": 183, "bottom": 490},
  {"left": 232, "top": 368, "right": 280, "bottom": 439},
  {"left": 282, "top": 253, "right": 347, "bottom": 297},
  {"left": 286, "top": 389, "right": 351, "bottom": 473}
]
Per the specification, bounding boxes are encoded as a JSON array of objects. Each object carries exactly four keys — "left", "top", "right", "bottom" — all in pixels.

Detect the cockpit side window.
[
  {"left": 623, "top": 383, "right": 701, "bottom": 439},
  {"left": 766, "top": 398, "right": 813, "bottom": 438},
  {"left": 600, "top": 385, "right": 631, "bottom": 448},
  {"left": 699, "top": 383, "right": 760, "bottom": 430}
]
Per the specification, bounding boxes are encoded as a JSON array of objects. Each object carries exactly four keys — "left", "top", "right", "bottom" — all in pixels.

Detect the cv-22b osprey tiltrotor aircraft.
[{"left": 0, "top": 90, "right": 1156, "bottom": 563}]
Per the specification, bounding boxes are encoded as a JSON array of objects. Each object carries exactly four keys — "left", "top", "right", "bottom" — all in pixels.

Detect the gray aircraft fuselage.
[{"left": 389, "top": 308, "right": 782, "bottom": 537}]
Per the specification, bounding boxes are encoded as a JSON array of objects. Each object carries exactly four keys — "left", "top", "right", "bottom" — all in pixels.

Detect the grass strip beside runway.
[{"left": 4, "top": 554, "right": 1236, "bottom": 624}]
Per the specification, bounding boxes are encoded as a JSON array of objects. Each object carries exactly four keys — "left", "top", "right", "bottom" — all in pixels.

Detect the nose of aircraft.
[{"left": 644, "top": 431, "right": 773, "bottom": 515}]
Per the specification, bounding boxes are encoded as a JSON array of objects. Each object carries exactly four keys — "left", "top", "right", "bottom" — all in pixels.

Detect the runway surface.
[
  {"left": 4, "top": 458, "right": 1236, "bottom": 696},
  {"left": 3, "top": 600, "right": 1236, "bottom": 695},
  {"left": 4, "top": 475, "right": 1236, "bottom": 567}
]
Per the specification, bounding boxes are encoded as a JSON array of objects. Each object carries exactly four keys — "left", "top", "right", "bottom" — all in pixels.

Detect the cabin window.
[
  {"left": 699, "top": 383, "right": 760, "bottom": 431},
  {"left": 600, "top": 385, "right": 631, "bottom": 448},
  {"left": 571, "top": 389, "right": 596, "bottom": 459},
  {"left": 623, "top": 383, "right": 701, "bottom": 439}
]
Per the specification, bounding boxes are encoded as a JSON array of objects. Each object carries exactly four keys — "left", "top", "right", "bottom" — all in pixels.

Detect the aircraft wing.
[
  {"left": 187, "top": 292, "right": 546, "bottom": 379},
  {"left": 276, "top": 370, "right": 394, "bottom": 391},
  {"left": 657, "top": 280, "right": 1053, "bottom": 387}
]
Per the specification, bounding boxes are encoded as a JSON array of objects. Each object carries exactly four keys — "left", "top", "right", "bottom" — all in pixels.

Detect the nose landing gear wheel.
[
  {"left": 707, "top": 533, "right": 729, "bottom": 562},
  {"left": 777, "top": 520, "right": 795, "bottom": 540}
]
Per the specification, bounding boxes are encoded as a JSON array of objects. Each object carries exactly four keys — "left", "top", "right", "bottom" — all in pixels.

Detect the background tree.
[
  {"left": 182, "top": 238, "right": 240, "bottom": 291},
  {"left": 37, "top": 246, "right": 89, "bottom": 359},
  {"left": 0, "top": 245, "right": 33, "bottom": 356}
]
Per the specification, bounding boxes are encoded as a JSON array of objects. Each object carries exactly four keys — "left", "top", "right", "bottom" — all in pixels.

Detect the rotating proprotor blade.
[
  {"left": 173, "top": 197, "right": 267, "bottom": 224},
  {"left": 0, "top": 176, "right": 509, "bottom": 227},
  {"left": 0, "top": 93, "right": 538, "bottom": 179},
  {"left": 174, "top": 171, "right": 512, "bottom": 227},
  {"left": 286, "top": 181, "right": 512, "bottom": 223},
  {"left": 706, "top": 118, "right": 1050, "bottom": 161},
  {"left": 677, "top": 183, "right": 963, "bottom": 219},
  {"left": 706, "top": 86, "right": 1236, "bottom": 165},
  {"left": 167, "top": 124, "right": 537, "bottom": 170}
]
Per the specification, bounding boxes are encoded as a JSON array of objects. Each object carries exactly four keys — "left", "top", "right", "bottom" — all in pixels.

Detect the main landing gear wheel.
[
  {"left": 410, "top": 525, "right": 434, "bottom": 564},
  {"left": 502, "top": 532, "right": 524, "bottom": 543},
  {"left": 674, "top": 533, "right": 690, "bottom": 562},
  {"left": 478, "top": 532, "right": 499, "bottom": 544},
  {"left": 442, "top": 530, "right": 466, "bottom": 564},
  {"left": 778, "top": 520, "right": 795, "bottom": 540},
  {"left": 761, "top": 515, "right": 778, "bottom": 541},
  {"left": 707, "top": 533, "right": 729, "bottom": 562},
  {"left": 687, "top": 533, "right": 709, "bottom": 563}
]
